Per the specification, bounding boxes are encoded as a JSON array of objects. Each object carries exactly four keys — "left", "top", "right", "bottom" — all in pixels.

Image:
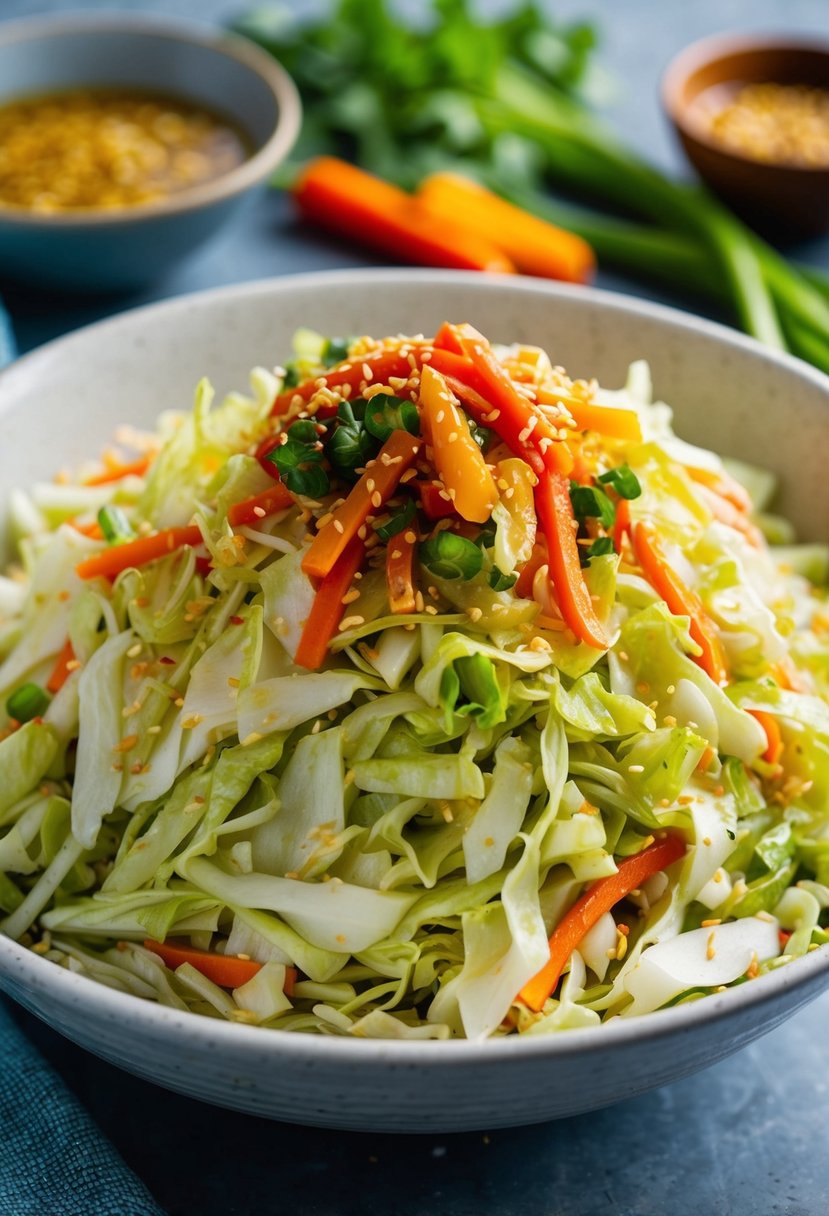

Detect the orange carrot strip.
[
  {"left": 83, "top": 455, "right": 153, "bottom": 486},
  {"left": 386, "top": 527, "right": 418, "bottom": 615},
  {"left": 748, "top": 709, "right": 784, "bottom": 766},
  {"left": 419, "top": 365, "right": 498, "bottom": 524},
  {"left": 433, "top": 321, "right": 466, "bottom": 354},
  {"left": 534, "top": 471, "right": 609, "bottom": 650},
  {"left": 417, "top": 172, "right": 596, "bottom": 284},
  {"left": 536, "top": 388, "right": 643, "bottom": 442},
  {"left": 68, "top": 519, "right": 104, "bottom": 540},
  {"left": 695, "top": 484, "right": 763, "bottom": 547},
  {"left": 143, "top": 938, "right": 297, "bottom": 994},
  {"left": 770, "top": 656, "right": 807, "bottom": 694},
  {"left": 271, "top": 344, "right": 419, "bottom": 418},
  {"left": 685, "top": 465, "right": 752, "bottom": 513},
  {"left": 613, "top": 497, "right": 632, "bottom": 554},
  {"left": 294, "top": 157, "right": 515, "bottom": 276},
  {"left": 295, "top": 537, "right": 366, "bottom": 670},
  {"left": 47, "top": 639, "right": 76, "bottom": 694},
  {"left": 514, "top": 538, "right": 549, "bottom": 599},
  {"left": 632, "top": 520, "right": 728, "bottom": 686},
  {"left": 227, "top": 484, "right": 294, "bottom": 528},
  {"left": 76, "top": 525, "right": 203, "bottom": 581},
  {"left": 696, "top": 744, "right": 717, "bottom": 773},
  {"left": 302, "top": 431, "right": 422, "bottom": 580},
  {"left": 518, "top": 834, "right": 686, "bottom": 1011}
]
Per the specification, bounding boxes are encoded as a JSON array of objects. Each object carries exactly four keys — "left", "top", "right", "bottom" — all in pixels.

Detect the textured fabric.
[{"left": 0, "top": 1001, "right": 166, "bottom": 1216}]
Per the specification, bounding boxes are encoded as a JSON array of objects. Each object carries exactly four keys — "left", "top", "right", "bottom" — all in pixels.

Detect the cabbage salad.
[{"left": 1, "top": 321, "right": 828, "bottom": 1041}]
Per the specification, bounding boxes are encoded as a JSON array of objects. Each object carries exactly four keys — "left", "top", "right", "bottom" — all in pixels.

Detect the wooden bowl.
[{"left": 662, "top": 32, "right": 829, "bottom": 238}]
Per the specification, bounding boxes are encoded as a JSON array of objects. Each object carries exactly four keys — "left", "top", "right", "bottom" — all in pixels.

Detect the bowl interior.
[{"left": 0, "top": 20, "right": 280, "bottom": 150}]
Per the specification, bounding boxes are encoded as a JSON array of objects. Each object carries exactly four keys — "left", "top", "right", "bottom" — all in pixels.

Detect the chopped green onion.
[
  {"left": 374, "top": 497, "right": 416, "bottom": 542},
  {"left": 323, "top": 336, "right": 353, "bottom": 365},
  {"left": 584, "top": 537, "right": 616, "bottom": 563},
  {"left": 469, "top": 421, "right": 493, "bottom": 452},
  {"left": 474, "top": 521, "right": 497, "bottom": 550},
  {"left": 282, "top": 363, "right": 301, "bottom": 388},
  {"left": 97, "top": 506, "right": 136, "bottom": 545},
  {"left": 598, "top": 464, "right": 642, "bottom": 499},
  {"left": 6, "top": 683, "right": 50, "bottom": 723},
  {"left": 488, "top": 567, "right": 517, "bottom": 591},
  {"left": 420, "top": 532, "right": 483, "bottom": 581},
  {"left": 363, "top": 394, "right": 420, "bottom": 441},
  {"left": 570, "top": 483, "right": 616, "bottom": 529}
]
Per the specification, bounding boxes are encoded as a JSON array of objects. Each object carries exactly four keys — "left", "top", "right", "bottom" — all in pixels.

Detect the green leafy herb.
[
  {"left": 6, "top": 683, "right": 50, "bottom": 723},
  {"left": 374, "top": 497, "right": 416, "bottom": 542},
  {"left": 569, "top": 483, "right": 616, "bottom": 529},
  {"left": 267, "top": 421, "right": 330, "bottom": 497},
  {"left": 363, "top": 394, "right": 420, "bottom": 442},
  {"left": 323, "top": 336, "right": 353, "bottom": 365},
  {"left": 597, "top": 464, "right": 641, "bottom": 500},
  {"left": 469, "top": 421, "right": 493, "bottom": 453},
  {"left": 97, "top": 506, "right": 135, "bottom": 545},
  {"left": 420, "top": 532, "right": 483, "bottom": 580},
  {"left": 583, "top": 536, "right": 616, "bottom": 563},
  {"left": 327, "top": 400, "right": 375, "bottom": 480}
]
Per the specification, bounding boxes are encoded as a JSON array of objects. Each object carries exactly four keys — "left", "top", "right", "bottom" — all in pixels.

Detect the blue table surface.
[{"left": 4, "top": 1, "right": 829, "bottom": 1213}]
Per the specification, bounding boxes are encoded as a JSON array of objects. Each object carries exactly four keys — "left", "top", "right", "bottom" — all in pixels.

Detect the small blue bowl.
[{"left": 0, "top": 13, "right": 301, "bottom": 292}]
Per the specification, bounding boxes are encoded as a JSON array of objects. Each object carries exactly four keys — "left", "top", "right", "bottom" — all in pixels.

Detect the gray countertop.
[{"left": 4, "top": 1, "right": 829, "bottom": 1213}]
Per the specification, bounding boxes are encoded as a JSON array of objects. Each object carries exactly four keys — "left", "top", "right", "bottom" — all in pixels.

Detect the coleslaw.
[{"left": 1, "top": 321, "right": 828, "bottom": 1041}]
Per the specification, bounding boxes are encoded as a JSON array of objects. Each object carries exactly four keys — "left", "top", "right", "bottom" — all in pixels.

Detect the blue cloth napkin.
[
  {"left": 0, "top": 307, "right": 164, "bottom": 1215},
  {"left": 0, "top": 1002, "right": 165, "bottom": 1216}
]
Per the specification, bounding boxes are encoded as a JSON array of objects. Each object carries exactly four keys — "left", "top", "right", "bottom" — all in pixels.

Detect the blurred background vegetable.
[{"left": 234, "top": 0, "right": 829, "bottom": 372}]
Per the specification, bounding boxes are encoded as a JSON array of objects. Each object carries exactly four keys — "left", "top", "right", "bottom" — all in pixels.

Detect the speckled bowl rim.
[
  {"left": 0, "top": 11, "right": 302, "bottom": 227},
  {"left": 662, "top": 29, "right": 829, "bottom": 174},
  {"left": 1, "top": 267, "right": 828, "bottom": 1064}
]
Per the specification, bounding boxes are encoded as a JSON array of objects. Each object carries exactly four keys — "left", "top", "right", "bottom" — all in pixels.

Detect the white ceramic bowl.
[{"left": 1, "top": 270, "right": 828, "bottom": 1131}]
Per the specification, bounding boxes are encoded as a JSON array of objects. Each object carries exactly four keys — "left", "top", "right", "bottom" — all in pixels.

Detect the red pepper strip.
[
  {"left": 47, "top": 639, "right": 76, "bottom": 694},
  {"left": 144, "top": 938, "right": 297, "bottom": 994},
  {"left": 255, "top": 434, "right": 284, "bottom": 480},
  {"left": 518, "top": 834, "right": 686, "bottom": 1012},
  {"left": 414, "top": 480, "right": 458, "bottom": 521},
  {"left": 514, "top": 538, "right": 549, "bottom": 599},
  {"left": 632, "top": 520, "right": 729, "bottom": 686},
  {"left": 295, "top": 537, "right": 366, "bottom": 670},
  {"left": 456, "top": 328, "right": 574, "bottom": 476},
  {"left": 76, "top": 525, "right": 204, "bottom": 581},
  {"left": 227, "top": 484, "right": 294, "bottom": 528},
  {"left": 433, "top": 321, "right": 466, "bottom": 354},
  {"left": 302, "top": 431, "right": 422, "bottom": 580},
  {"left": 271, "top": 345, "right": 420, "bottom": 418},
  {"left": 386, "top": 527, "right": 418, "bottom": 614},
  {"left": 748, "top": 709, "right": 784, "bottom": 766},
  {"left": 534, "top": 471, "right": 609, "bottom": 650}
]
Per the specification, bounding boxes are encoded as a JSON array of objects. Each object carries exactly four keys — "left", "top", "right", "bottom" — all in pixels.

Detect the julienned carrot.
[
  {"left": 83, "top": 455, "right": 153, "bottom": 486},
  {"left": 632, "top": 520, "right": 729, "bottom": 686},
  {"left": 47, "top": 638, "right": 76, "bottom": 694},
  {"left": 417, "top": 172, "right": 596, "bottom": 284},
  {"left": 294, "top": 156, "right": 515, "bottom": 278},
  {"left": 271, "top": 344, "right": 419, "bottom": 417},
  {"left": 536, "top": 388, "right": 643, "bottom": 442},
  {"left": 386, "top": 527, "right": 418, "bottom": 614},
  {"left": 534, "top": 471, "right": 609, "bottom": 651},
  {"left": 419, "top": 364, "right": 498, "bottom": 524},
  {"left": 770, "top": 656, "right": 807, "bottom": 694},
  {"left": 302, "top": 431, "right": 422, "bottom": 580},
  {"left": 695, "top": 484, "right": 763, "bottom": 547},
  {"left": 227, "top": 484, "right": 294, "bottom": 527},
  {"left": 75, "top": 525, "right": 204, "bottom": 581},
  {"left": 518, "top": 834, "right": 686, "bottom": 1012},
  {"left": 144, "top": 938, "right": 297, "bottom": 994},
  {"left": 514, "top": 538, "right": 548, "bottom": 599},
  {"left": 685, "top": 465, "right": 752, "bottom": 513},
  {"left": 748, "top": 709, "right": 784, "bottom": 766},
  {"left": 68, "top": 519, "right": 104, "bottom": 540},
  {"left": 295, "top": 537, "right": 366, "bottom": 670}
]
